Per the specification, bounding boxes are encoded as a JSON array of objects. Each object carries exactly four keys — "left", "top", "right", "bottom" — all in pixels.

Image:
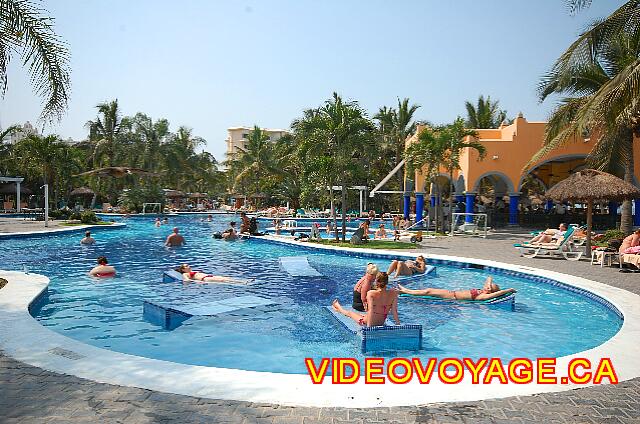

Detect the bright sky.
[{"left": 0, "top": 0, "right": 623, "bottom": 162}]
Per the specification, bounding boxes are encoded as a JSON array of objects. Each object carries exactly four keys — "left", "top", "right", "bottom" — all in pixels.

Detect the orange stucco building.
[{"left": 406, "top": 113, "right": 640, "bottom": 225}]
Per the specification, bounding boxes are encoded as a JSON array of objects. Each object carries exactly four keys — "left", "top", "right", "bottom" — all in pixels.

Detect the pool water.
[{"left": 0, "top": 215, "right": 622, "bottom": 374}]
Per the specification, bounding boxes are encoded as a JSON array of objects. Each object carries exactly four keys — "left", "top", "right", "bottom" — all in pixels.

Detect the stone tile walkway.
[{"left": 2, "top": 229, "right": 640, "bottom": 423}]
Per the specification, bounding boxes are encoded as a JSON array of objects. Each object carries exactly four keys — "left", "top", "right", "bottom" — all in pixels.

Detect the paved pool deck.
[{"left": 1, "top": 229, "right": 640, "bottom": 423}]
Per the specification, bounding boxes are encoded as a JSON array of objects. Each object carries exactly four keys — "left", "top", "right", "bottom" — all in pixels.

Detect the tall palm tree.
[
  {"left": 531, "top": 18, "right": 640, "bottom": 233},
  {"left": 14, "top": 134, "right": 66, "bottom": 204},
  {"left": 230, "top": 126, "right": 278, "bottom": 206},
  {"left": 464, "top": 95, "right": 507, "bottom": 128},
  {"left": 0, "top": 0, "right": 71, "bottom": 121},
  {"left": 294, "top": 93, "right": 374, "bottom": 241},
  {"left": 86, "top": 100, "right": 123, "bottom": 167}
]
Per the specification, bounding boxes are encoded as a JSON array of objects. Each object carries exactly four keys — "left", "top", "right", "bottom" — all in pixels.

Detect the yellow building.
[
  {"left": 405, "top": 113, "right": 640, "bottom": 225},
  {"left": 225, "top": 126, "right": 289, "bottom": 158}
]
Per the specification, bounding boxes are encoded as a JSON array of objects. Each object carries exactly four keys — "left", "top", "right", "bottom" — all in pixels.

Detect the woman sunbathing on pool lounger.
[
  {"left": 387, "top": 255, "right": 426, "bottom": 278},
  {"left": 332, "top": 272, "right": 400, "bottom": 326},
  {"left": 175, "top": 264, "right": 247, "bottom": 284},
  {"left": 398, "top": 276, "right": 515, "bottom": 301}
]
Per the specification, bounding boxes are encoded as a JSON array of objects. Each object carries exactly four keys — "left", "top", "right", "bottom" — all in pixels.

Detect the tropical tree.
[
  {"left": 0, "top": 0, "right": 71, "bottom": 121},
  {"left": 374, "top": 98, "right": 420, "bottom": 187},
  {"left": 531, "top": 2, "right": 640, "bottom": 233},
  {"left": 293, "top": 93, "right": 375, "bottom": 241},
  {"left": 86, "top": 100, "right": 123, "bottom": 168},
  {"left": 464, "top": 95, "right": 507, "bottom": 128},
  {"left": 228, "top": 126, "right": 279, "bottom": 206}
]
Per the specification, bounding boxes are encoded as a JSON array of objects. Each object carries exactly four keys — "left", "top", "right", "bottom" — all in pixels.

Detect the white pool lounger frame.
[
  {"left": 144, "top": 295, "right": 275, "bottom": 330},
  {"left": 325, "top": 306, "right": 422, "bottom": 352},
  {"left": 279, "top": 256, "right": 322, "bottom": 277}
]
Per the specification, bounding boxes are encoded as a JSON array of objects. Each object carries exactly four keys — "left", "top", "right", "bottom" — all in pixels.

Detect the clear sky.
[{"left": 0, "top": 0, "right": 623, "bottom": 162}]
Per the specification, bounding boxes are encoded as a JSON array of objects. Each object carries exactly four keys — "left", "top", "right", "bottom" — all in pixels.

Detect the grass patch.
[
  {"left": 61, "top": 221, "right": 114, "bottom": 227},
  {"left": 308, "top": 239, "right": 416, "bottom": 249}
]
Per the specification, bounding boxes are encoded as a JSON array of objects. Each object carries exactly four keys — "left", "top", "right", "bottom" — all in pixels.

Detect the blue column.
[
  {"left": 609, "top": 201, "right": 618, "bottom": 218},
  {"left": 509, "top": 193, "right": 520, "bottom": 225},
  {"left": 415, "top": 192, "right": 425, "bottom": 224},
  {"left": 465, "top": 192, "right": 476, "bottom": 223},
  {"left": 634, "top": 199, "right": 640, "bottom": 226},
  {"left": 545, "top": 199, "right": 554, "bottom": 212},
  {"left": 403, "top": 193, "right": 411, "bottom": 219}
]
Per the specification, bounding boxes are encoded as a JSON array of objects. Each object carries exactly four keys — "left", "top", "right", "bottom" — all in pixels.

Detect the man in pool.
[
  {"left": 80, "top": 231, "right": 96, "bottom": 245},
  {"left": 398, "top": 276, "right": 516, "bottom": 301},
  {"left": 175, "top": 264, "right": 248, "bottom": 284},
  {"left": 89, "top": 256, "right": 116, "bottom": 278},
  {"left": 240, "top": 212, "right": 251, "bottom": 234},
  {"left": 222, "top": 221, "right": 238, "bottom": 241},
  {"left": 165, "top": 227, "right": 185, "bottom": 247}
]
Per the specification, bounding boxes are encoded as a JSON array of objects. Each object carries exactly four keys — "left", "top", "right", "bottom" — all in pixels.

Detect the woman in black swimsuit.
[
  {"left": 332, "top": 272, "right": 400, "bottom": 326},
  {"left": 352, "top": 263, "right": 378, "bottom": 312}
]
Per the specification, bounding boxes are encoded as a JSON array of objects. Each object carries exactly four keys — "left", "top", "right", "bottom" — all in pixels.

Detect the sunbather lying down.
[
  {"left": 398, "top": 276, "right": 516, "bottom": 301},
  {"left": 175, "top": 264, "right": 249, "bottom": 284},
  {"left": 528, "top": 223, "right": 567, "bottom": 245}
]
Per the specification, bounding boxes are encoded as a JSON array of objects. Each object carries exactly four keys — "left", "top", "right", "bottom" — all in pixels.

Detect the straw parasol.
[
  {"left": 0, "top": 183, "right": 32, "bottom": 195},
  {"left": 164, "top": 190, "right": 186, "bottom": 198},
  {"left": 188, "top": 192, "right": 208, "bottom": 199},
  {"left": 70, "top": 187, "right": 95, "bottom": 196},
  {"left": 545, "top": 169, "right": 640, "bottom": 252}
]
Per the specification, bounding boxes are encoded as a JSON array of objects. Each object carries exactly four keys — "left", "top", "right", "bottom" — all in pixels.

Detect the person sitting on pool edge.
[
  {"left": 89, "top": 256, "right": 116, "bottom": 278},
  {"left": 80, "top": 230, "right": 96, "bottom": 245},
  {"left": 398, "top": 276, "right": 516, "bottom": 301},
  {"left": 175, "top": 264, "right": 247, "bottom": 284},
  {"left": 165, "top": 227, "right": 185, "bottom": 247},
  {"left": 386, "top": 255, "right": 426, "bottom": 278},
  {"left": 333, "top": 272, "right": 399, "bottom": 326},
  {"left": 352, "top": 263, "right": 379, "bottom": 312}
]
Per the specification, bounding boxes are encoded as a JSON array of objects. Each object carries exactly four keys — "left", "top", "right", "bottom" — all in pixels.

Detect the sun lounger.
[
  {"left": 390, "top": 265, "right": 436, "bottom": 282},
  {"left": 279, "top": 256, "right": 322, "bottom": 277},
  {"left": 400, "top": 291, "right": 515, "bottom": 309},
  {"left": 325, "top": 306, "right": 422, "bottom": 353},
  {"left": 162, "top": 269, "right": 252, "bottom": 285},
  {"left": 518, "top": 226, "right": 582, "bottom": 260},
  {"left": 143, "top": 296, "right": 276, "bottom": 330}
]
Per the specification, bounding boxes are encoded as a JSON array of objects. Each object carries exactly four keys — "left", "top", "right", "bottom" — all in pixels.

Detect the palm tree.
[
  {"left": 14, "top": 134, "right": 67, "bottom": 204},
  {"left": 464, "top": 95, "right": 507, "bottom": 128},
  {"left": 0, "top": 0, "right": 71, "bottom": 121},
  {"left": 230, "top": 126, "right": 278, "bottom": 207},
  {"left": 294, "top": 93, "right": 374, "bottom": 241},
  {"left": 86, "top": 100, "right": 123, "bottom": 168},
  {"left": 531, "top": 17, "right": 640, "bottom": 233},
  {"left": 374, "top": 98, "right": 420, "bottom": 188}
]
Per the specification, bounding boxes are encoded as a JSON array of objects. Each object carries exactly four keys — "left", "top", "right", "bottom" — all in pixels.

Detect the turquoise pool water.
[{"left": 0, "top": 215, "right": 622, "bottom": 374}]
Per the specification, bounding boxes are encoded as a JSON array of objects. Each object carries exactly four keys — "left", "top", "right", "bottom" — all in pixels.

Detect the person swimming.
[
  {"left": 165, "top": 227, "right": 185, "bottom": 247},
  {"left": 332, "top": 272, "right": 399, "bottom": 327},
  {"left": 154, "top": 218, "right": 161, "bottom": 227},
  {"left": 386, "top": 255, "right": 426, "bottom": 278},
  {"left": 397, "top": 276, "right": 516, "bottom": 301},
  {"left": 80, "top": 231, "right": 96, "bottom": 245},
  {"left": 89, "top": 256, "right": 116, "bottom": 278},
  {"left": 175, "top": 264, "right": 247, "bottom": 284}
]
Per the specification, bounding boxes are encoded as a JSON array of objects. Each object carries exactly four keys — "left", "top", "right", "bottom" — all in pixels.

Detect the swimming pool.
[{"left": 0, "top": 215, "right": 623, "bottom": 374}]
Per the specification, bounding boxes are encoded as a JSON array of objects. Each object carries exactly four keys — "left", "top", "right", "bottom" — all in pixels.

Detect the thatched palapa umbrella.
[
  {"left": 546, "top": 169, "right": 640, "bottom": 252},
  {"left": 70, "top": 186, "right": 95, "bottom": 197}
]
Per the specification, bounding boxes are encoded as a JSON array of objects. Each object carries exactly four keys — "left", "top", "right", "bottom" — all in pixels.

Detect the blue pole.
[
  {"left": 415, "top": 192, "right": 425, "bottom": 225},
  {"left": 545, "top": 199, "right": 554, "bottom": 212},
  {"left": 403, "top": 193, "right": 411, "bottom": 219},
  {"left": 634, "top": 199, "right": 640, "bottom": 226},
  {"left": 509, "top": 193, "right": 520, "bottom": 225},
  {"left": 465, "top": 193, "right": 476, "bottom": 223}
]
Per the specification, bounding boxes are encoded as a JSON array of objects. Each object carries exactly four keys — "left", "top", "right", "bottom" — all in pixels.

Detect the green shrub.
[
  {"left": 69, "top": 212, "right": 82, "bottom": 220},
  {"left": 80, "top": 211, "right": 99, "bottom": 224},
  {"left": 601, "top": 229, "right": 625, "bottom": 242}
]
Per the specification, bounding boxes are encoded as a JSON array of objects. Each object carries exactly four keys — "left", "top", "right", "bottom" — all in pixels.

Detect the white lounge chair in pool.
[{"left": 519, "top": 226, "right": 583, "bottom": 261}]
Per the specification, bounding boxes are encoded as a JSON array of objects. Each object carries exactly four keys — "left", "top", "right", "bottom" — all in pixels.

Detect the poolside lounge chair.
[{"left": 519, "top": 226, "right": 582, "bottom": 260}]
